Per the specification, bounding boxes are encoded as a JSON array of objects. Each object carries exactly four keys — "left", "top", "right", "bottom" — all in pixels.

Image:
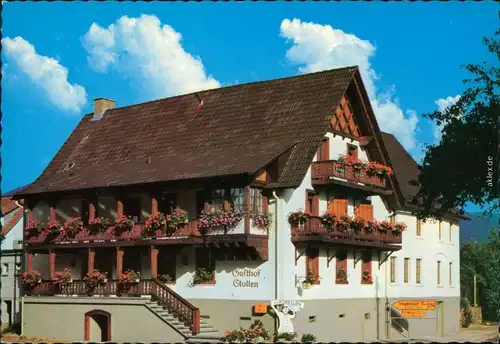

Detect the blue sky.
[{"left": 2, "top": 2, "right": 498, "bottom": 213}]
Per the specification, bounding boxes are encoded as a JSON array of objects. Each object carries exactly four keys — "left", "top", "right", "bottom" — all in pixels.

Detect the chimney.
[{"left": 93, "top": 98, "right": 116, "bottom": 121}]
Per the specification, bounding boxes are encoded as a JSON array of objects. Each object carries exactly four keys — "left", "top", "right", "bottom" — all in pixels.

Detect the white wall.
[{"left": 1, "top": 212, "right": 24, "bottom": 251}]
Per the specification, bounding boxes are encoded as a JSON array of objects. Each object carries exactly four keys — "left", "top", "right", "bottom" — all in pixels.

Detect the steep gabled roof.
[
  {"left": 1, "top": 197, "right": 19, "bottom": 216},
  {"left": 2, "top": 207, "right": 23, "bottom": 236},
  {"left": 17, "top": 66, "right": 359, "bottom": 196}
]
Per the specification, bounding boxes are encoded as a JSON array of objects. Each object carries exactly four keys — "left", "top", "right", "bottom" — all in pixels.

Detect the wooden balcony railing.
[
  {"left": 25, "top": 220, "right": 201, "bottom": 245},
  {"left": 27, "top": 279, "right": 200, "bottom": 335},
  {"left": 291, "top": 216, "right": 402, "bottom": 245},
  {"left": 311, "top": 160, "right": 388, "bottom": 189}
]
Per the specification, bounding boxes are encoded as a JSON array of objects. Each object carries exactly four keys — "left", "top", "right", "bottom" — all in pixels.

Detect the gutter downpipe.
[
  {"left": 19, "top": 201, "right": 26, "bottom": 337},
  {"left": 272, "top": 190, "right": 279, "bottom": 335},
  {"left": 385, "top": 252, "right": 389, "bottom": 340}
]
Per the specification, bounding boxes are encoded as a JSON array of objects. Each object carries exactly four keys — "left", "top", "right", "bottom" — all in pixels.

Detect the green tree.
[
  {"left": 460, "top": 229, "right": 500, "bottom": 322},
  {"left": 412, "top": 20, "right": 499, "bottom": 219}
]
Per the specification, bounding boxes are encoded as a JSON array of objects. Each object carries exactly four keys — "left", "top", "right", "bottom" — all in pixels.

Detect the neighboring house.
[
  {"left": 14, "top": 66, "right": 464, "bottom": 342},
  {"left": 1, "top": 194, "right": 25, "bottom": 331}
]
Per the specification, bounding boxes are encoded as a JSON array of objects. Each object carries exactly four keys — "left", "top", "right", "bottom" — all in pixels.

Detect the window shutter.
[
  {"left": 321, "top": 138, "right": 330, "bottom": 160},
  {"left": 328, "top": 198, "right": 348, "bottom": 217},
  {"left": 354, "top": 204, "right": 373, "bottom": 221}
]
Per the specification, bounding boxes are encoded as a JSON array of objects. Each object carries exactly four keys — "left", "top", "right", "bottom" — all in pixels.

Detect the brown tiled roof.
[
  {"left": 380, "top": 132, "right": 421, "bottom": 203},
  {"left": 18, "top": 66, "right": 358, "bottom": 196},
  {"left": 2, "top": 207, "right": 23, "bottom": 236},
  {"left": 1, "top": 197, "right": 19, "bottom": 216}
]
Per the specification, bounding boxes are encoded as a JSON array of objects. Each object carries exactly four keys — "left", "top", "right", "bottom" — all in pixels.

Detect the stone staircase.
[{"left": 144, "top": 299, "right": 222, "bottom": 341}]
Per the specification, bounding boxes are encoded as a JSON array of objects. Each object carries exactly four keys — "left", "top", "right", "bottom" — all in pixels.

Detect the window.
[
  {"left": 123, "top": 197, "right": 141, "bottom": 223},
  {"left": 347, "top": 144, "right": 358, "bottom": 160},
  {"left": 250, "top": 188, "right": 263, "bottom": 213},
  {"left": 305, "top": 191, "right": 319, "bottom": 216},
  {"left": 416, "top": 219, "right": 422, "bottom": 236},
  {"left": 317, "top": 138, "right": 330, "bottom": 161},
  {"left": 159, "top": 193, "right": 177, "bottom": 215},
  {"left": 449, "top": 262, "right": 453, "bottom": 286},
  {"left": 449, "top": 223, "right": 452, "bottom": 241},
  {"left": 404, "top": 258, "right": 409, "bottom": 283},
  {"left": 305, "top": 248, "right": 320, "bottom": 284},
  {"left": 416, "top": 259, "right": 422, "bottom": 284},
  {"left": 437, "top": 261, "right": 441, "bottom": 285},
  {"left": 158, "top": 250, "right": 177, "bottom": 283},
  {"left": 438, "top": 221, "right": 442, "bottom": 240},
  {"left": 210, "top": 189, "right": 244, "bottom": 212},
  {"left": 390, "top": 257, "right": 396, "bottom": 283},
  {"left": 195, "top": 248, "right": 216, "bottom": 284},
  {"left": 1, "top": 263, "right": 8, "bottom": 276},
  {"left": 335, "top": 251, "right": 348, "bottom": 284}
]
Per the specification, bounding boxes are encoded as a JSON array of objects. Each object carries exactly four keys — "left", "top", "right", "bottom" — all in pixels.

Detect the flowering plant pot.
[
  {"left": 336, "top": 268, "right": 348, "bottom": 284},
  {"left": 167, "top": 208, "right": 189, "bottom": 228},
  {"left": 302, "top": 281, "right": 312, "bottom": 290},
  {"left": 198, "top": 209, "right": 242, "bottom": 235},
  {"left": 83, "top": 269, "right": 108, "bottom": 290},
  {"left": 114, "top": 215, "right": 134, "bottom": 234},
  {"left": 89, "top": 217, "right": 111, "bottom": 234},
  {"left": 158, "top": 274, "right": 174, "bottom": 284},
  {"left": 143, "top": 213, "right": 166, "bottom": 236},
  {"left": 361, "top": 269, "right": 373, "bottom": 284},
  {"left": 288, "top": 210, "right": 310, "bottom": 227},
  {"left": 350, "top": 216, "right": 365, "bottom": 232},
  {"left": 22, "top": 270, "right": 42, "bottom": 289},
  {"left": 44, "top": 220, "right": 62, "bottom": 237},
  {"left": 377, "top": 220, "right": 392, "bottom": 233},
  {"left": 53, "top": 268, "right": 73, "bottom": 284},
  {"left": 25, "top": 221, "right": 43, "bottom": 238},
  {"left": 63, "top": 217, "right": 83, "bottom": 238},
  {"left": 118, "top": 269, "right": 141, "bottom": 286},
  {"left": 251, "top": 212, "right": 272, "bottom": 231},
  {"left": 321, "top": 213, "right": 336, "bottom": 230},
  {"left": 393, "top": 222, "right": 407, "bottom": 233}
]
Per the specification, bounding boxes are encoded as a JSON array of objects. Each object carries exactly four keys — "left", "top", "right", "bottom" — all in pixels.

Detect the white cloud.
[
  {"left": 433, "top": 95, "right": 461, "bottom": 143},
  {"left": 82, "top": 14, "right": 220, "bottom": 99},
  {"left": 2, "top": 36, "right": 87, "bottom": 113},
  {"left": 280, "top": 18, "right": 419, "bottom": 151}
]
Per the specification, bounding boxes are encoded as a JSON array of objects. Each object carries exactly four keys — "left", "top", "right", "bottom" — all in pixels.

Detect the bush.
[
  {"left": 301, "top": 333, "right": 317, "bottom": 343},
  {"left": 461, "top": 305, "right": 474, "bottom": 328},
  {"left": 275, "top": 332, "right": 297, "bottom": 341}
]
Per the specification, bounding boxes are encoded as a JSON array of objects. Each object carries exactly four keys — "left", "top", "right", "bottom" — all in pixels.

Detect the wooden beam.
[
  {"left": 378, "top": 250, "right": 395, "bottom": 270},
  {"left": 116, "top": 247, "right": 124, "bottom": 278},
  {"left": 244, "top": 186, "right": 251, "bottom": 234},
  {"left": 327, "top": 248, "right": 337, "bottom": 268},
  {"left": 295, "top": 246, "right": 307, "bottom": 266},
  {"left": 49, "top": 250, "right": 56, "bottom": 280},
  {"left": 26, "top": 252, "right": 33, "bottom": 273},
  {"left": 88, "top": 248, "right": 95, "bottom": 274},
  {"left": 150, "top": 245, "right": 159, "bottom": 279}
]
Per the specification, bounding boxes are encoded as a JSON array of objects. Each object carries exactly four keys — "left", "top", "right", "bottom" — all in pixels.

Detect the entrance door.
[{"left": 85, "top": 310, "right": 111, "bottom": 342}]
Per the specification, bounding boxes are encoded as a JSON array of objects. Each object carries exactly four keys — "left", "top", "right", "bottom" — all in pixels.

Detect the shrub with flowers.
[
  {"left": 198, "top": 209, "right": 243, "bottom": 235},
  {"left": 224, "top": 320, "right": 271, "bottom": 343},
  {"left": 393, "top": 222, "right": 408, "bottom": 233},
  {"left": 44, "top": 220, "right": 62, "bottom": 237},
  {"left": 25, "top": 221, "right": 43, "bottom": 237},
  {"left": 192, "top": 268, "right": 214, "bottom": 284},
  {"left": 114, "top": 215, "right": 134, "bottom": 233},
  {"left": 158, "top": 274, "right": 173, "bottom": 284},
  {"left": 321, "top": 213, "right": 336, "bottom": 230},
  {"left": 251, "top": 212, "right": 272, "bottom": 230},
  {"left": 63, "top": 217, "right": 83, "bottom": 238},
  {"left": 53, "top": 268, "right": 73, "bottom": 284},
  {"left": 288, "top": 210, "right": 310, "bottom": 227},
  {"left": 22, "top": 270, "right": 42, "bottom": 288},
  {"left": 365, "top": 220, "right": 379, "bottom": 232},
  {"left": 338, "top": 154, "right": 366, "bottom": 171},
  {"left": 275, "top": 332, "right": 297, "bottom": 342},
  {"left": 143, "top": 212, "right": 166, "bottom": 235},
  {"left": 83, "top": 269, "right": 108, "bottom": 290},
  {"left": 377, "top": 220, "right": 393, "bottom": 233},
  {"left": 89, "top": 217, "right": 111, "bottom": 234},
  {"left": 118, "top": 269, "right": 141, "bottom": 285},
  {"left": 361, "top": 269, "right": 373, "bottom": 284}
]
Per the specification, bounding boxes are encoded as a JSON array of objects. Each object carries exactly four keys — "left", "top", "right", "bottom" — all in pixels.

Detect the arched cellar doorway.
[{"left": 84, "top": 310, "right": 111, "bottom": 342}]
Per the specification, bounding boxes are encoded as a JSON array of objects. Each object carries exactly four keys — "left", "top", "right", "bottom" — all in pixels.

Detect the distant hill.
[{"left": 460, "top": 212, "right": 500, "bottom": 244}]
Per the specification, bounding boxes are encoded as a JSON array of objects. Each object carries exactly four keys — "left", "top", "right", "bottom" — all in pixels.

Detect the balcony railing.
[
  {"left": 24, "top": 220, "right": 200, "bottom": 245},
  {"left": 291, "top": 216, "right": 402, "bottom": 245},
  {"left": 27, "top": 279, "right": 200, "bottom": 335},
  {"left": 311, "top": 160, "right": 388, "bottom": 189}
]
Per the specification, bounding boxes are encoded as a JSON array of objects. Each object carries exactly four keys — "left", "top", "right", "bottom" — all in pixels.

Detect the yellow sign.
[
  {"left": 254, "top": 303, "right": 268, "bottom": 314},
  {"left": 401, "top": 310, "right": 426, "bottom": 318},
  {"left": 392, "top": 300, "right": 436, "bottom": 311}
]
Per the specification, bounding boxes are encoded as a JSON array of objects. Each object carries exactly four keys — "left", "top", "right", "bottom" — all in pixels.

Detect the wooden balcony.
[
  {"left": 26, "top": 279, "right": 200, "bottom": 335},
  {"left": 311, "top": 160, "right": 389, "bottom": 190},
  {"left": 291, "top": 216, "right": 402, "bottom": 250}
]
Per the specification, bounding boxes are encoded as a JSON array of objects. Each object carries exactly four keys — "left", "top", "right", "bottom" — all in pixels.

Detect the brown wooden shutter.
[
  {"left": 328, "top": 198, "right": 348, "bottom": 217},
  {"left": 318, "top": 138, "right": 330, "bottom": 160},
  {"left": 306, "top": 248, "right": 320, "bottom": 284},
  {"left": 354, "top": 204, "right": 373, "bottom": 221}
]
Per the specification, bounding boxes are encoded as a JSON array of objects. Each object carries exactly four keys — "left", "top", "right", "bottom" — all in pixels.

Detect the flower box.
[{"left": 198, "top": 209, "right": 242, "bottom": 235}]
